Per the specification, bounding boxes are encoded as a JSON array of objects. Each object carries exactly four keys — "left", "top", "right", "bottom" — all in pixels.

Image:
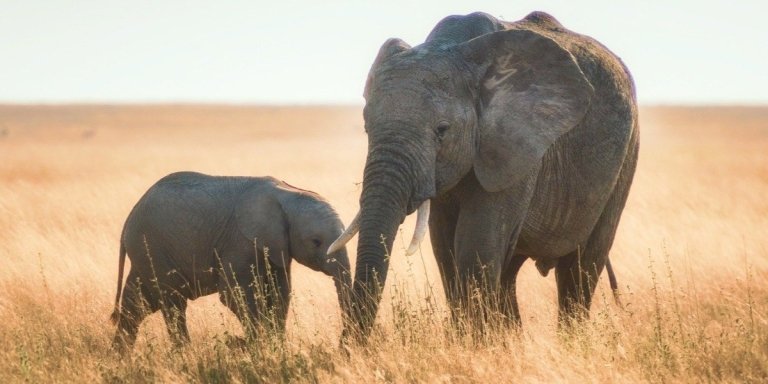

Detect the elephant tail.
[
  {"left": 110, "top": 241, "right": 127, "bottom": 325},
  {"left": 606, "top": 258, "right": 621, "bottom": 306}
]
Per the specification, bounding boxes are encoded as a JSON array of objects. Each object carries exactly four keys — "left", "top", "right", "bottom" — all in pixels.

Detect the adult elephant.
[{"left": 329, "top": 11, "right": 638, "bottom": 338}]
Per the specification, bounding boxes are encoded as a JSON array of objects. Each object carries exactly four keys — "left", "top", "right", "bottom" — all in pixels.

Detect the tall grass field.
[{"left": 0, "top": 105, "right": 766, "bottom": 382}]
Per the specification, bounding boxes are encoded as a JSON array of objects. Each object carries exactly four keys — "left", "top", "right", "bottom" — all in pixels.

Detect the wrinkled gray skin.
[
  {"left": 346, "top": 11, "right": 638, "bottom": 338},
  {"left": 111, "top": 172, "right": 351, "bottom": 351}
]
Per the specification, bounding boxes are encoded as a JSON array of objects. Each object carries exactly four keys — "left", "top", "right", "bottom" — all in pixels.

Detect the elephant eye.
[
  {"left": 435, "top": 121, "right": 450, "bottom": 140},
  {"left": 312, "top": 239, "right": 322, "bottom": 248}
]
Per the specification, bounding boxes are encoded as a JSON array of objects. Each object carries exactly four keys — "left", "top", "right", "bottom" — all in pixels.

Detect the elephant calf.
[{"left": 110, "top": 171, "right": 351, "bottom": 351}]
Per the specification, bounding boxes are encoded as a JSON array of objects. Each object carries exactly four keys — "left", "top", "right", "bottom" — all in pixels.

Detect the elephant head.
[
  {"left": 273, "top": 183, "right": 354, "bottom": 316},
  {"left": 328, "top": 12, "right": 594, "bottom": 338}
]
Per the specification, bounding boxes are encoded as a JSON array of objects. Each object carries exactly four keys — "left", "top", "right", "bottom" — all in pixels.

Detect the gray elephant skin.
[
  {"left": 110, "top": 172, "right": 352, "bottom": 351},
  {"left": 330, "top": 11, "right": 639, "bottom": 338}
]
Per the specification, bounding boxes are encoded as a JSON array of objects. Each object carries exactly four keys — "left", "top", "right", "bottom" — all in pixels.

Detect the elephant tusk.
[
  {"left": 405, "top": 200, "right": 430, "bottom": 256},
  {"left": 327, "top": 211, "right": 361, "bottom": 255}
]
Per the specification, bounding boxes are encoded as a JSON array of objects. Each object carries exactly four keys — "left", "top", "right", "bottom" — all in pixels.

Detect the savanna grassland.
[{"left": 0, "top": 105, "right": 766, "bottom": 383}]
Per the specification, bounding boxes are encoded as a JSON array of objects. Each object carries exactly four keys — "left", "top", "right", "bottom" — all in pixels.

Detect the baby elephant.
[{"left": 110, "top": 172, "right": 351, "bottom": 351}]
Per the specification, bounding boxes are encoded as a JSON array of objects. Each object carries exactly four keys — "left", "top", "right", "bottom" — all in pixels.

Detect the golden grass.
[{"left": 0, "top": 105, "right": 766, "bottom": 382}]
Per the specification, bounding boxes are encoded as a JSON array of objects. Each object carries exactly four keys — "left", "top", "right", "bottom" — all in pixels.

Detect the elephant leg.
[
  {"left": 263, "top": 268, "right": 292, "bottom": 334},
  {"left": 218, "top": 257, "right": 291, "bottom": 340},
  {"left": 215, "top": 249, "right": 262, "bottom": 338},
  {"left": 555, "top": 247, "right": 603, "bottom": 324},
  {"left": 428, "top": 197, "right": 460, "bottom": 318},
  {"left": 112, "top": 274, "right": 161, "bottom": 353},
  {"left": 498, "top": 253, "right": 528, "bottom": 327},
  {"left": 556, "top": 136, "right": 638, "bottom": 324},
  {"left": 160, "top": 294, "right": 190, "bottom": 347},
  {"left": 219, "top": 279, "right": 261, "bottom": 338},
  {"left": 453, "top": 175, "right": 535, "bottom": 329}
]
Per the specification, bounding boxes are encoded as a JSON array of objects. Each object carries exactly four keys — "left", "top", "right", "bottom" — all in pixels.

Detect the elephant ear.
[
  {"left": 459, "top": 29, "right": 594, "bottom": 192},
  {"left": 235, "top": 193, "right": 291, "bottom": 269},
  {"left": 363, "top": 38, "right": 411, "bottom": 99}
]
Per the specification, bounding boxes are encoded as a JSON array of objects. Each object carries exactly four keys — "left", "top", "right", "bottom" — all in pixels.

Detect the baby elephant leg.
[
  {"left": 159, "top": 293, "right": 190, "bottom": 347},
  {"left": 217, "top": 266, "right": 262, "bottom": 339},
  {"left": 112, "top": 275, "right": 160, "bottom": 353},
  {"left": 217, "top": 266, "right": 291, "bottom": 341},
  {"left": 262, "top": 268, "right": 291, "bottom": 333}
]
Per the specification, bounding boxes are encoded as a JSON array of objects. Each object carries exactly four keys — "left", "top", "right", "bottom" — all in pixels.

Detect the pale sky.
[{"left": 1, "top": 0, "right": 766, "bottom": 105}]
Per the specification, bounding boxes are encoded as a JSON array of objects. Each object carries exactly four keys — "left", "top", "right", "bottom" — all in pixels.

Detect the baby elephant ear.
[
  {"left": 364, "top": 38, "right": 411, "bottom": 99},
  {"left": 235, "top": 194, "right": 291, "bottom": 269},
  {"left": 459, "top": 29, "right": 594, "bottom": 192}
]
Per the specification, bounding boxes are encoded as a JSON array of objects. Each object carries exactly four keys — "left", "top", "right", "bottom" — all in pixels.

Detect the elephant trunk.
[
  {"left": 343, "top": 143, "right": 425, "bottom": 340},
  {"left": 324, "top": 248, "right": 354, "bottom": 320}
]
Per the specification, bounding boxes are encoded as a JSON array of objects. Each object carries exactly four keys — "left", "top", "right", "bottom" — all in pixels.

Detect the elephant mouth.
[
  {"left": 406, "top": 182, "right": 436, "bottom": 214},
  {"left": 405, "top": 197, "right": 428, "bottom": 215},
  {"left": 327, "top": 198, "right": 431, "bottom": 257}
]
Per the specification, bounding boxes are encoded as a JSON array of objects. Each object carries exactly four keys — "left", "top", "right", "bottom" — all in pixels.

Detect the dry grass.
[{"left": 0, "top": 104, "right": 766, "bottom": 382}]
